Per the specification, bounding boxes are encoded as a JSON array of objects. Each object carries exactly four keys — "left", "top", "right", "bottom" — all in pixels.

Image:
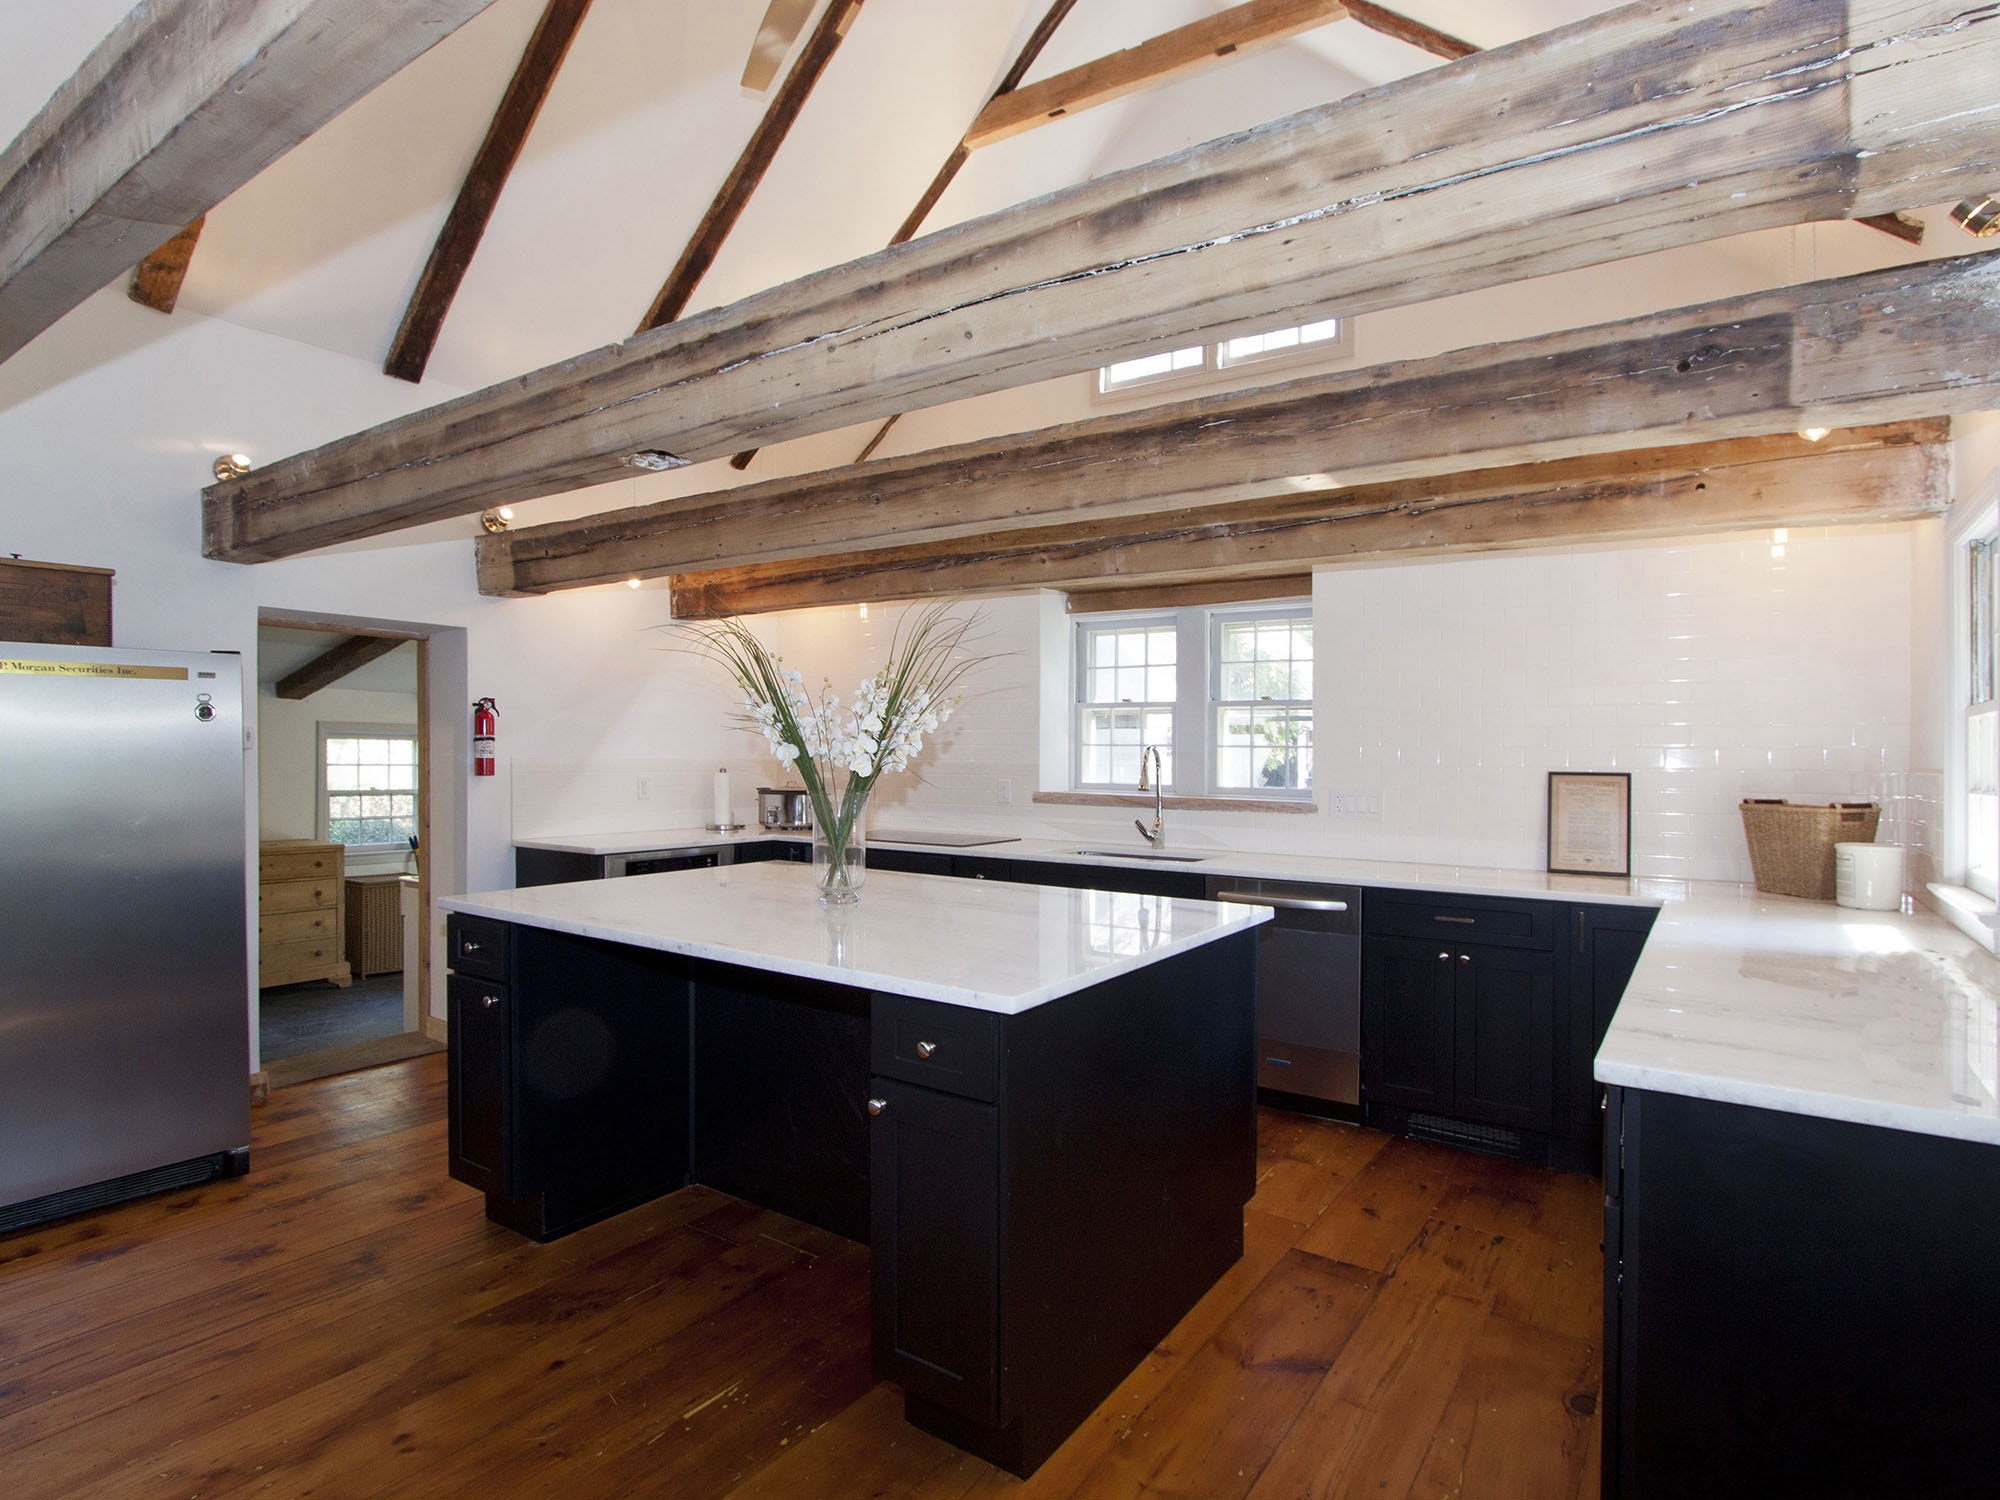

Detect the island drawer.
[
  {"left": 872, "top": 995, "right": 998, "bottom": 1102},
  {"left": 449, "top": 915, "right": 511, "bottom": 981},
  {"left": 1364, "top": 892, "right": 1555, "bottom": 951}
]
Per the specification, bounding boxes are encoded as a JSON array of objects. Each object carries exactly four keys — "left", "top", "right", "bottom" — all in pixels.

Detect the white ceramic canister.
[{"left": 1834, "top": 842, "right": 1905, "bottom": 910}]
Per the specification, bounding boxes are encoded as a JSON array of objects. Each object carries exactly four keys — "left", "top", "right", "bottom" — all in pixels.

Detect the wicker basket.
[{"left": 1739, "top": 799, "right": 1881, "bottom": 900}]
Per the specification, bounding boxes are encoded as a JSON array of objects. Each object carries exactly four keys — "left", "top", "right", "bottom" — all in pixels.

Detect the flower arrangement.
[{"left": 681, "top": 602, "right": 988, "bottom": 903}]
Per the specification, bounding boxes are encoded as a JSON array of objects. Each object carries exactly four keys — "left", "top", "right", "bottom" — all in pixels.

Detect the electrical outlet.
[
  {"left": 636, "top": 775, "right": 652, "bottom": 802},
  {"left": 997, "top": 777, "right": 1014, "bottom": 806},
  {"left": 1329, "top": 790, "right": 1382, "bottom": 818}
]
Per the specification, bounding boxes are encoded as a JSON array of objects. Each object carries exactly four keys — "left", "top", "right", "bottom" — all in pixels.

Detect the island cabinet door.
[
  {"left": 1360, "top": 935, "right": 1456, "bottom": 1114},
  {"left": 447, "top": 972, "right": 511, "bottom": 1196},
  {"left": 869, "top": 1076, "right": 1001, "bottom": 1427}
]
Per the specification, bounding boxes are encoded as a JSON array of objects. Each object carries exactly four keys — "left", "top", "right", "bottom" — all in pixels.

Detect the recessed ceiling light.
[
  {"left": 1798, "top": 427, "right": 1830, "bottom": 442},
  {"left": 479, "top": 508, "right": 512, "bottom": 533},
  {"left": 626, "top": 450, "right": 690, "bottom": 472},
  {"left": 211, "top": 453, "right": 251, "bottom": 481}
]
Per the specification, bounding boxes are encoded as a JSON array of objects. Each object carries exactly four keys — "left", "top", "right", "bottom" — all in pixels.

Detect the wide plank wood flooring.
[{"left": 0, "top": 1056, "right": 1601, "bottom": 1499}]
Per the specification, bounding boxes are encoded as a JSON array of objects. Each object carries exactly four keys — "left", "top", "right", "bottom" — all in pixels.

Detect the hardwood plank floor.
[{"left": 0, "top": 1056, "right": 1602, "bottom": 1498}]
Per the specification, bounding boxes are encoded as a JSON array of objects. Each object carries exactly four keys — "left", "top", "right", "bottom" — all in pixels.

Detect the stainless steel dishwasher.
[{"left": 1209, "top": 878, "right": 1362, "bottom": 1113}]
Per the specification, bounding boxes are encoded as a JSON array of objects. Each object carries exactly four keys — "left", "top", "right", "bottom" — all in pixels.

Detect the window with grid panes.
[
  {"left": 320, "top": 727, "right": 419, "bottom": 850},
  {"left": 1075, "top": 617, "right": 1178, "bottom": 790},
  {"left": 1212, "top": 608, "right": 1313, "bottom": 795}
]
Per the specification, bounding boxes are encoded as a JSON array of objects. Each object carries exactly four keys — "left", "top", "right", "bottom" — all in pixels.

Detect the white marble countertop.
[
  {"left": 441, "top": 862, "right": 1268, "bottom": 1015},
  {"left": 511, "top": 821, "right": 2000, "bottom": 1143},
  {"left": 514, "top": 825, "right": 1656, "bottom": 907},
  {"left": 1594, "top": 885, "right": 2000, "bottom": 1145}
]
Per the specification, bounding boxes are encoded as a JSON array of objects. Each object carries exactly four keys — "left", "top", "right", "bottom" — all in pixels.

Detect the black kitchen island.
[{"left": 441, "top": 863, "right": 1267, "bottom": 1476}]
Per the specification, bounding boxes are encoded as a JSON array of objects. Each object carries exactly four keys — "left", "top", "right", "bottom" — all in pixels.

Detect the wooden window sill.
[{"left": 1032, "top": 791, "right": 1314, "bottom": 815}]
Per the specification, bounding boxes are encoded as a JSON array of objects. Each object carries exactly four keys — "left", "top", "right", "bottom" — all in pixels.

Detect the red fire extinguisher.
[{"left": 473, "top": 697, "right": 497, "bottom": 777}]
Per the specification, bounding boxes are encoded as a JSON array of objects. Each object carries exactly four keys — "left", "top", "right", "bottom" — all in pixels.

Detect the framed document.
[{"left": 1548, "top": 771, "right": 1631, "bottom": 876}]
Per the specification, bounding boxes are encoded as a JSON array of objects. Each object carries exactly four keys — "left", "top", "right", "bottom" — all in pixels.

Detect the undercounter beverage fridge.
[{"left": 0, "top": 642, "right": 250, "bottom": 1232}]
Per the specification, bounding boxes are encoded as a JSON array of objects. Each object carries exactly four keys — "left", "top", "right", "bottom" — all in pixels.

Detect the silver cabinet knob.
[
  {"left": 1460, "top": 953, "right": 1472, "bottom": 965},
  {"left": 462, "top": 939, "right": 481, "bottom": 953},
  {"left": 481, "top": 994, "right": 501, "bottom": 1008},
  {"left": 916, "top": 1040, "right": 938, "bottom": 1059},
  {"left": 1438, "top": 950, "right": 1451, "bottom": 962},
  {"left": 866, "top": 1098, "right": 887, "bottom": 1116}
]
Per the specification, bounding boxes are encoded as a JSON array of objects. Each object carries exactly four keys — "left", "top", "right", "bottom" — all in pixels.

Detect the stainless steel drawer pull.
[
  {"left": 481, "top": 994, "right": 501, "bottom": 1008},
  {"left": 916, "top": 1040, "right": 938, "bottom": 1059},
  {"left": 1214, "top": 892, "right": 1350, "bottom": 912},
  {"left": 1434, "top": 915, "right": 1476, "bottom": 925},
  {"left": 866, "top": 1098, "right": 887, "bottom": 1116}
]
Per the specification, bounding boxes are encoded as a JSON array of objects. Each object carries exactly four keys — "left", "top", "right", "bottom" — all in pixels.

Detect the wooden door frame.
[{"left": 255, "top": 609, "right": 465, "bottom": 1046}]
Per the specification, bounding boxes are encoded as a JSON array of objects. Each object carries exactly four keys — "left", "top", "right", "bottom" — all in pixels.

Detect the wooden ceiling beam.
[
  {"left": 635, "top": 0, "right": 868, "bottom": 333},
  {"left": 0, "top": 0, "right": 502, "bottom": 366},
  {"left": 385, "top": 0, "right": 596, "bottom": 385},
  {"left": 1340, "top": 2, "right": 1475, "bottom": 61},
  {"left": 126, "top": 217, "right": 205, "bottom": 315},
  {"left": 202, "top": 0, "right": 2000, "bottom": 563},
  {"left": 274, "top": 635, "right": 403, "bottom": 700},
  {"left": 666, "top": 426, "right": 1947, "bottom": 619},
  {"left": 1065, "top": 577, "right": 1317, "bottom": 615},
  {"left": 963, "top": 0, "right": 1350, "bottom": 151},
  {"left": 475, "top": 254, "right": 1999, "bottom": 595}
]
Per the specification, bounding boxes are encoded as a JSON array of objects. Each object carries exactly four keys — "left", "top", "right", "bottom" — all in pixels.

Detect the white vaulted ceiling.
[{"left": 3, "top": 0, "right": 1621, "bottom": 394}]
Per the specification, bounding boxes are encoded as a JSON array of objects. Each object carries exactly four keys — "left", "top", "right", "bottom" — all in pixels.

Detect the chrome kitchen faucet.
[{"left": 1135, "top": 744, "right": 1166, "bottom": 849}]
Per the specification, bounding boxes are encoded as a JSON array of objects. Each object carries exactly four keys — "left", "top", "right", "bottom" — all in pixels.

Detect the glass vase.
[{"left": 811, "top": 792, "right": 868, "bottom": 905}]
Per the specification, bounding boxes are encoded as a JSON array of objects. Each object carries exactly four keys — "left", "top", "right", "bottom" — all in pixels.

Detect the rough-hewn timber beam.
[
  {"left": 204, "top": 0, "right": 2000, "bottom": 563},
  {"left": 0, "top": 0, "right": 501, "bottom": 366},
  {"left": 964, "top": 0, "right": 1349, "bottom": 150},
  {"left": 126, "top": 217, "right": 205, "bottom": 314},
  {"left": 1066, "top": 577, "right": 1317, "bottom": 614},
  {"left": 274, "top": 635, "right": 402, "bottom": 700},
  {"left": 477, "top": 254, "right": 2000, "bottom": 595},
  {"left": 636, "top": 0, "right": 867, "bottom": 333},
  {"left": 385, "top": 0, "right": 595, "bottom": 384},
  {"left": 666, "top": 425, "right": 1946, "bottom": 618}
]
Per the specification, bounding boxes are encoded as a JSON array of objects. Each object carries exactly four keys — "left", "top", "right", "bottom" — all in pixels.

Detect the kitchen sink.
[{"left": 1068, "top": 847, "right": 1210, "bottom": 863}]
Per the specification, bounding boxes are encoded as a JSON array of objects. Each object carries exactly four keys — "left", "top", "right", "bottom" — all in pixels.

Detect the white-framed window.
[
  {"left": 1098, "top": 343, "right": 1208, "bottom": 395},
  {"left": 1217, "top": 316, "right": 1344, "bottom": 369},
  {"left": 1096, "top": 315, "right": 1350, "bottom": 398},
  {"left": 1072, "top": 602, "right": 1313, "bottom": 801},
  {"left": 318, "top": 723, "right": 419, "bottom": 852},
  {"left": 1211, "top": 608, "right": 1314, "bottom": 794},
  {"left": 1075, "top": 615, "right": 1178, "bottom": 789}
]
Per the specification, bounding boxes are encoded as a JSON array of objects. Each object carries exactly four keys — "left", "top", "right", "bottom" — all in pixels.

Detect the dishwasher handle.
[{"left": 1214, "top": 891, "right": 1349, "bottom": 913}]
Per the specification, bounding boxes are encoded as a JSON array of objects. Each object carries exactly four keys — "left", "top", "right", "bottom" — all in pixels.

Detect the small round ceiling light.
[
  {"left": 480, "top": 507, "right": 514, "bottom": 534},
  {"left": 211, "top": 452, "right": 251, "bottom": 481},
  {"left": 1950, "top": 194, "right": 2000, "bottom": 237}
]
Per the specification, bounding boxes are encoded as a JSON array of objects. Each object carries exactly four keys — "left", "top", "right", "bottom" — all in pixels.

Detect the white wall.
[{"left": 517, "top": 522, "right": 1933, "bottom": 888}]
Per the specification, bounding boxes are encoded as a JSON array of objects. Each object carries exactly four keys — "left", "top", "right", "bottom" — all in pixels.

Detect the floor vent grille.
[
  {"left": 0, "top": 1154, "right": 231, "bottom": 1235},
  {"left": 1405, "top": 1112, "right": 1527, "bottom": 1160}
]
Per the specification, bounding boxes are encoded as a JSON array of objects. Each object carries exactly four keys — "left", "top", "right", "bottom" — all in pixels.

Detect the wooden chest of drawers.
[{"left": 259, "top": 839, "right": 351, "bottom": 990}]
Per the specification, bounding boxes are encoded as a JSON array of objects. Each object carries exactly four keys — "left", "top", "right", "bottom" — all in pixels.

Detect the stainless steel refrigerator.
[{"left": 0, "top": 642, "right": 250, "bottom": 1231}]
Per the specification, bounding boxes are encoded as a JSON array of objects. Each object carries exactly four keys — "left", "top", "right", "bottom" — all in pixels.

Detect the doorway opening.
[{"left": 253, "top": 613, "right": 459, "bottom": 1087}]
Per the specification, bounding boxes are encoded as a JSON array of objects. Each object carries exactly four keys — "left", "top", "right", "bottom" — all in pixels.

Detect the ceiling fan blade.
[{"left": 741, "top": 0, "right": 818, "bottom": 91}]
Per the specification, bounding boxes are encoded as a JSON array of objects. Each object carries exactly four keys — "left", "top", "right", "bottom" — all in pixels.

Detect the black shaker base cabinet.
[
  {"left": 1602, "top": 1087, "right": 2000, "bottom": 1499},
  {"left": 445, "top": 913, "right": 1257, "bottom": 1477}
]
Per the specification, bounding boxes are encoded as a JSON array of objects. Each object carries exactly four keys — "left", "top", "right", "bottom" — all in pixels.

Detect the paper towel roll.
[{"left": 712, "top": 767, "right": 731, "bottom": 827}]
